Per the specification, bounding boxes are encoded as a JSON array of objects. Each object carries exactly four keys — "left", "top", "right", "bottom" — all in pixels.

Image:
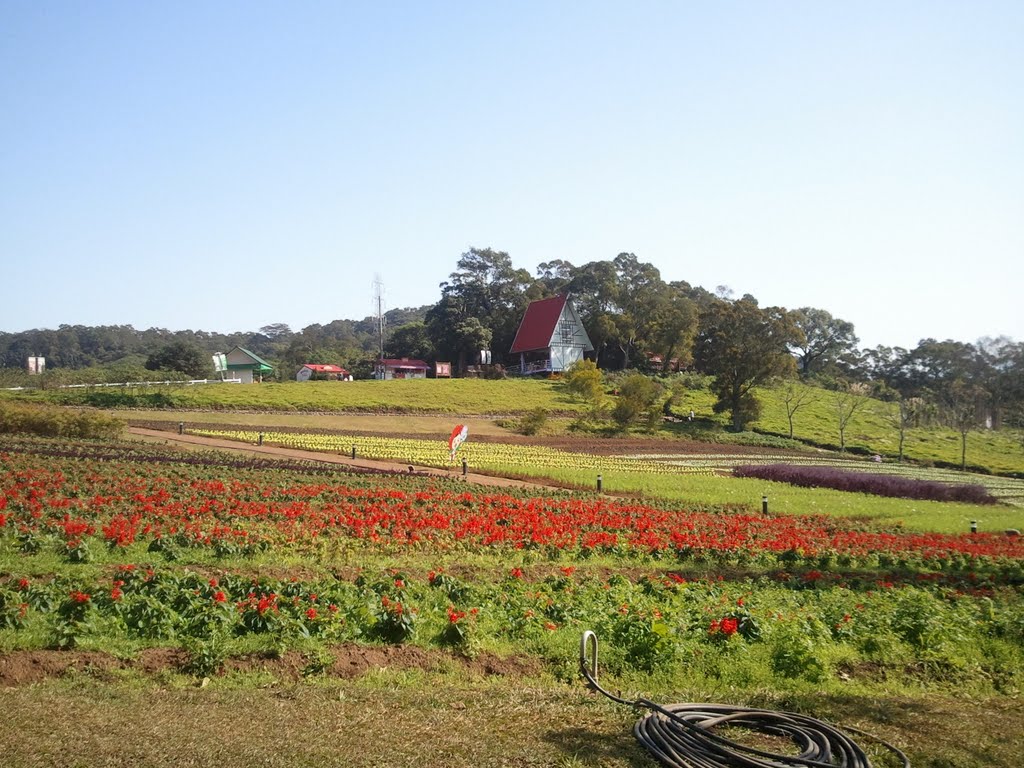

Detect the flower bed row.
[
  {"left": 1, "top": 565, "right": 1021, "bottom": 689},
  {"left": 190, "top": 429, "right": 714, "bottom": 476},
  {"left": 4, "top": 448, "right": 1024, "bottom": 568},
  {"left": 734, "top": 464, "right": 998, "bottom": 504}
]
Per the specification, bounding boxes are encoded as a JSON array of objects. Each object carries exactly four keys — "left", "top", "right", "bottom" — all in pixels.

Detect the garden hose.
[{"left": 579, "top": 630, "right": 910, "bottom": 768}]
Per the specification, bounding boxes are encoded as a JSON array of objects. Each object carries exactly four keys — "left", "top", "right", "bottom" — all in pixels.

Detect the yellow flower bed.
[{"left": 192, "top": 429, "right": 715, "bottom": 477}]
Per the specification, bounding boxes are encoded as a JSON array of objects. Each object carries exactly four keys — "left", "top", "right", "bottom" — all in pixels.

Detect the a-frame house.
[{"left": 508, "top": 293, "right": 594, "bottom": 375}]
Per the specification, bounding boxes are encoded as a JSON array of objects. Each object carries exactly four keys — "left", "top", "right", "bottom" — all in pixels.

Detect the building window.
[{"left": 559, "top": 319, "right": 575, "bottom": 345}]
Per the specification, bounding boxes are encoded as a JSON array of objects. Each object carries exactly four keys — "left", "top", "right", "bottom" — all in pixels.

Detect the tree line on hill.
[{"left": 1, "top": 247, "right": 1022, "bottom": 433}]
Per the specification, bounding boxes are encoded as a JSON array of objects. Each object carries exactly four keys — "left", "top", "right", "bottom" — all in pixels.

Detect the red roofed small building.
[
  {"left": 508, "top": 293, "right": 593, "bottom": 375},
  {"left": 374, "top": 357, "right": 430, "bottom": 380},
  {"left": 296, "top": 364, "right": 350, "bottom": 382}
]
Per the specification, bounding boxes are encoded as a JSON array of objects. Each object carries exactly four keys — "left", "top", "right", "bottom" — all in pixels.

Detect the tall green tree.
[
  {"left": 790, "top": 308, "right": 859, "bottom": 377},
  {"left": 434, "top": 247, "right": 535, "bottom": 364},
  {"left": 564, "top": 260, "right": 621, "bottom": 367},
  {"left": 386, "top": 322, "right": 436, "bottom": 362},
  {"left": 610, "top": 253, "right": 665, "bottom": 369},
  {"left": 425, "top": 297, "right": 493, "bottom": 374},
  {"left": 650, "top": 282, "right": 698, "bottom": 371},
  {"left": 693, "top": 298, "right": 803, "bottom": 430},
  {"left": 145, "top": 341, "right": 209, "bottom": 379}
]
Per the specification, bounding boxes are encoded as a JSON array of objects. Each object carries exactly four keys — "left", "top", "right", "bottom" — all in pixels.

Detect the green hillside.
[
  {"left": 2, "top": 378, "right": 586, "bottom": 415},
  {"left": 5, "top": 375, "right": 1022, "bottom": 474}
]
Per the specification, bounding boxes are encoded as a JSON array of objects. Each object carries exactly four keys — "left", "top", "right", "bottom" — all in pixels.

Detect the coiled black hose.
[{"left": 579, "top": 630, "right": 910, "bottom": 768}]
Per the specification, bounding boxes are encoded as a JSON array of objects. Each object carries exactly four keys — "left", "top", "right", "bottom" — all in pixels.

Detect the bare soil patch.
[
  {"left": 0, "top": 645, "right": 543, "bottom": 688},
  {"left": 0, "top": 651, "right": 127, "bottom": 686}
]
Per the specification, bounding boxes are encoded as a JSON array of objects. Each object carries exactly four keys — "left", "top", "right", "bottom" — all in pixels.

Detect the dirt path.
[{"left": 127, "top": 427, "right": 570, "bottom": 492}]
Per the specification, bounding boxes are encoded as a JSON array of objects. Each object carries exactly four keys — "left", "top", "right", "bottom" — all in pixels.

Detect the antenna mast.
[{"left": 373, "top": 274, "right": 386, "bottom": 360}]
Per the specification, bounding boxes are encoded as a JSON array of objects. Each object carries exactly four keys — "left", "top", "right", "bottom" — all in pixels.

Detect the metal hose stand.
[{"left": 579, "top": 630, "right": 910, "bottom": 768}]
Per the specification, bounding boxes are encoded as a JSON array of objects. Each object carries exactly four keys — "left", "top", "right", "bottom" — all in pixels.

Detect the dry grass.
[
  {"left": 1, "top": 673, "right": 640, "bottom": 768},
  {"left": 1, "top": 670, "right": 1021, "bottom": 768}
]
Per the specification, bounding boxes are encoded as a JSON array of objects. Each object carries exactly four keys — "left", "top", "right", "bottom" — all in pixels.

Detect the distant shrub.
[
  {"left": 516, "top": 407, "right": 549, "bottom": 436},
  {"left": 724, "top": 431, "right": 807, "bottom": 450},
  {"left": 563, "top": 359, "right": 604, "bottom": 407},
  {"left": 0, "top": 401, "right": 124, "bottom": 439},
  {"left": 671, "top": 371, "right": 713, "bottom": 391},
  {"left": 733, "top": 463, "right": 997, "bottom": 504},
  {"left": 611, "top": 374, "right": 664, "bottom": 431},
  {"left": 79, "top": 391, "right": 177, "bottom": 409}
]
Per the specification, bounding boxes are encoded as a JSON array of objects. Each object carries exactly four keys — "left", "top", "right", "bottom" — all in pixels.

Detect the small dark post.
[
  {"left": 762, "top": 495, "right": 769, "bottom": 515},
  {"left": 970, "top": 520, "right": 978, "bottom": 534},
  {"left": 351, "top": 445, "right": 356, "bottom": 459},
  {"left": 178, "top": 421, "right": 184, "bottom": 435},
  {"left": 462, "top": 457, "right": 468, "bottom": 477},
  {"left": 257, "top": 433, "right": 263, "bottom": 446},
  {"left": 597, "top": 474, "right": 603, "bottom": 493}
]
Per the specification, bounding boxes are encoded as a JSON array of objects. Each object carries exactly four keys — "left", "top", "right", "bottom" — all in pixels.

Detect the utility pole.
[{"left": 373, "top": 274, "right": 386, "bottom": 367}]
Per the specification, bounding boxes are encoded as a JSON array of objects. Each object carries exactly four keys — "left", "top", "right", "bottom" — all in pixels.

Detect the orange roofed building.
[{"left": 296, "top": 364, "right": 350, "bottom": 382}]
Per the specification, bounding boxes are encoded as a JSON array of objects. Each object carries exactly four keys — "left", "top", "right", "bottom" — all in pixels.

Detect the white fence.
[{"left": 3, "top": 378, "right": 242, "bottom": 391}]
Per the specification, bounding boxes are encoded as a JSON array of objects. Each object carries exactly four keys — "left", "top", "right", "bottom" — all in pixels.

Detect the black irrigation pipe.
[{"left": 579, "top": 631, "right": 910, "bottom": 768}]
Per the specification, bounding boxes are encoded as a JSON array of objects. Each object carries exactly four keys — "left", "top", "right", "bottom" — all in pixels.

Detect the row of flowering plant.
[
  {"left": 1, "top": 563, "right": 1021, "bottom": 686},
  {"left": 4, "top": 448, "right": 1023, "bottom": 573}
]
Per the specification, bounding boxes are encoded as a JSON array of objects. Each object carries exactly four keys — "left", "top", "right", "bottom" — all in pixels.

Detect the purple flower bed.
[{"left": 732, "top": 464, "right": 998, "bottom": 504}]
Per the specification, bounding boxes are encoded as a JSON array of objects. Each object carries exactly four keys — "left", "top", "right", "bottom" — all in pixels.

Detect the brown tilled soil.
[{"left": 0, "top": 645, "right": 543, "bottom": 687}]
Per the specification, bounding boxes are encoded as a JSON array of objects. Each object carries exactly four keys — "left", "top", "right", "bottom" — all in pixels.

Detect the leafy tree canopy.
[
  {"left": 145, "top": 341, "right": 209, "bottom": 379},
  {"left": 694, "top": 298, "right": 803, "bottom": 430}
]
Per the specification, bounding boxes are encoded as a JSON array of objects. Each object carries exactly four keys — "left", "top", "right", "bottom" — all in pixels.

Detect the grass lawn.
[
  {"left": 10, "top": 378, "right": 586, "bottom": 416},
  {"left": 1, "top": 673, "right": 1020, "bottom": 768}
]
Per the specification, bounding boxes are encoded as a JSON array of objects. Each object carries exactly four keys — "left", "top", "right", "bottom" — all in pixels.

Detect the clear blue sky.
[{"left": 2, "top": 2, "right": 1021, "bottom": 351}]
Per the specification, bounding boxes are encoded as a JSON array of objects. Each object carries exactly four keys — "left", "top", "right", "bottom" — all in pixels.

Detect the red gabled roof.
[
  {"left": 377, "top": 358, "right": 429, "bottom": 369},
  {"left": 509, "top": 294, "right": 569, "bottom": 354},
  {"left": 302, "top": 364, "right": 347, "bottom": 373}
]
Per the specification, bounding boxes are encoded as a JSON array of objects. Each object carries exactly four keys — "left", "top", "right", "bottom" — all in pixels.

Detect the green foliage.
[
  {"left": 385, "top": 322, "right": 436, "bottom": 362},
  {"left": 516, "top": 407, "right": 549, "bottom": 436},
  {"left": 182, "top": 633, "right": 229, "bottom": 676},
  {"left": 790, "top": 307, "right": 859, "bottom": 377},
  {"left": 51, "top": 590, "right": 94, "bottom": 649},
  {"left": 694, "top": 298, "right": 802, "bottom": 431},
  {"left": 611, "top": 373, "right": 663, "bottom": 431},
  {"left": 0, "top": 400, "right": 124, "bottom": 439},
  {"left": 598, "top": 609, "right": 676, "bottom": 673},
  {"left": 562, "top": 359, "right": 604, "bottom": 409},
  {"left": 145, "top": 341, "right": 211, "bottom": 379},
  {"left": 0, "top": 588, "right": 29, "bottom": 629},
  {"left": 63, "top": 538, "right": 92, "bottom": 564},
  {"left": 713, "top": 391, "right": 761, "bottom": 429},
  {"left": 768, "top": 617, "right": 831, "bottom": 682},
  {"left": 372, "top": 595, "right": 416, "bottom": 643},
  {"left": 124, "top": 595, "right": 179, "bottom": 639}
]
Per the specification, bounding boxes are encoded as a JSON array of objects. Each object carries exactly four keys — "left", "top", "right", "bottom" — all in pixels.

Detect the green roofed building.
[{"left": 224, "top": 346, "right": 274, "bottom": 384}]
